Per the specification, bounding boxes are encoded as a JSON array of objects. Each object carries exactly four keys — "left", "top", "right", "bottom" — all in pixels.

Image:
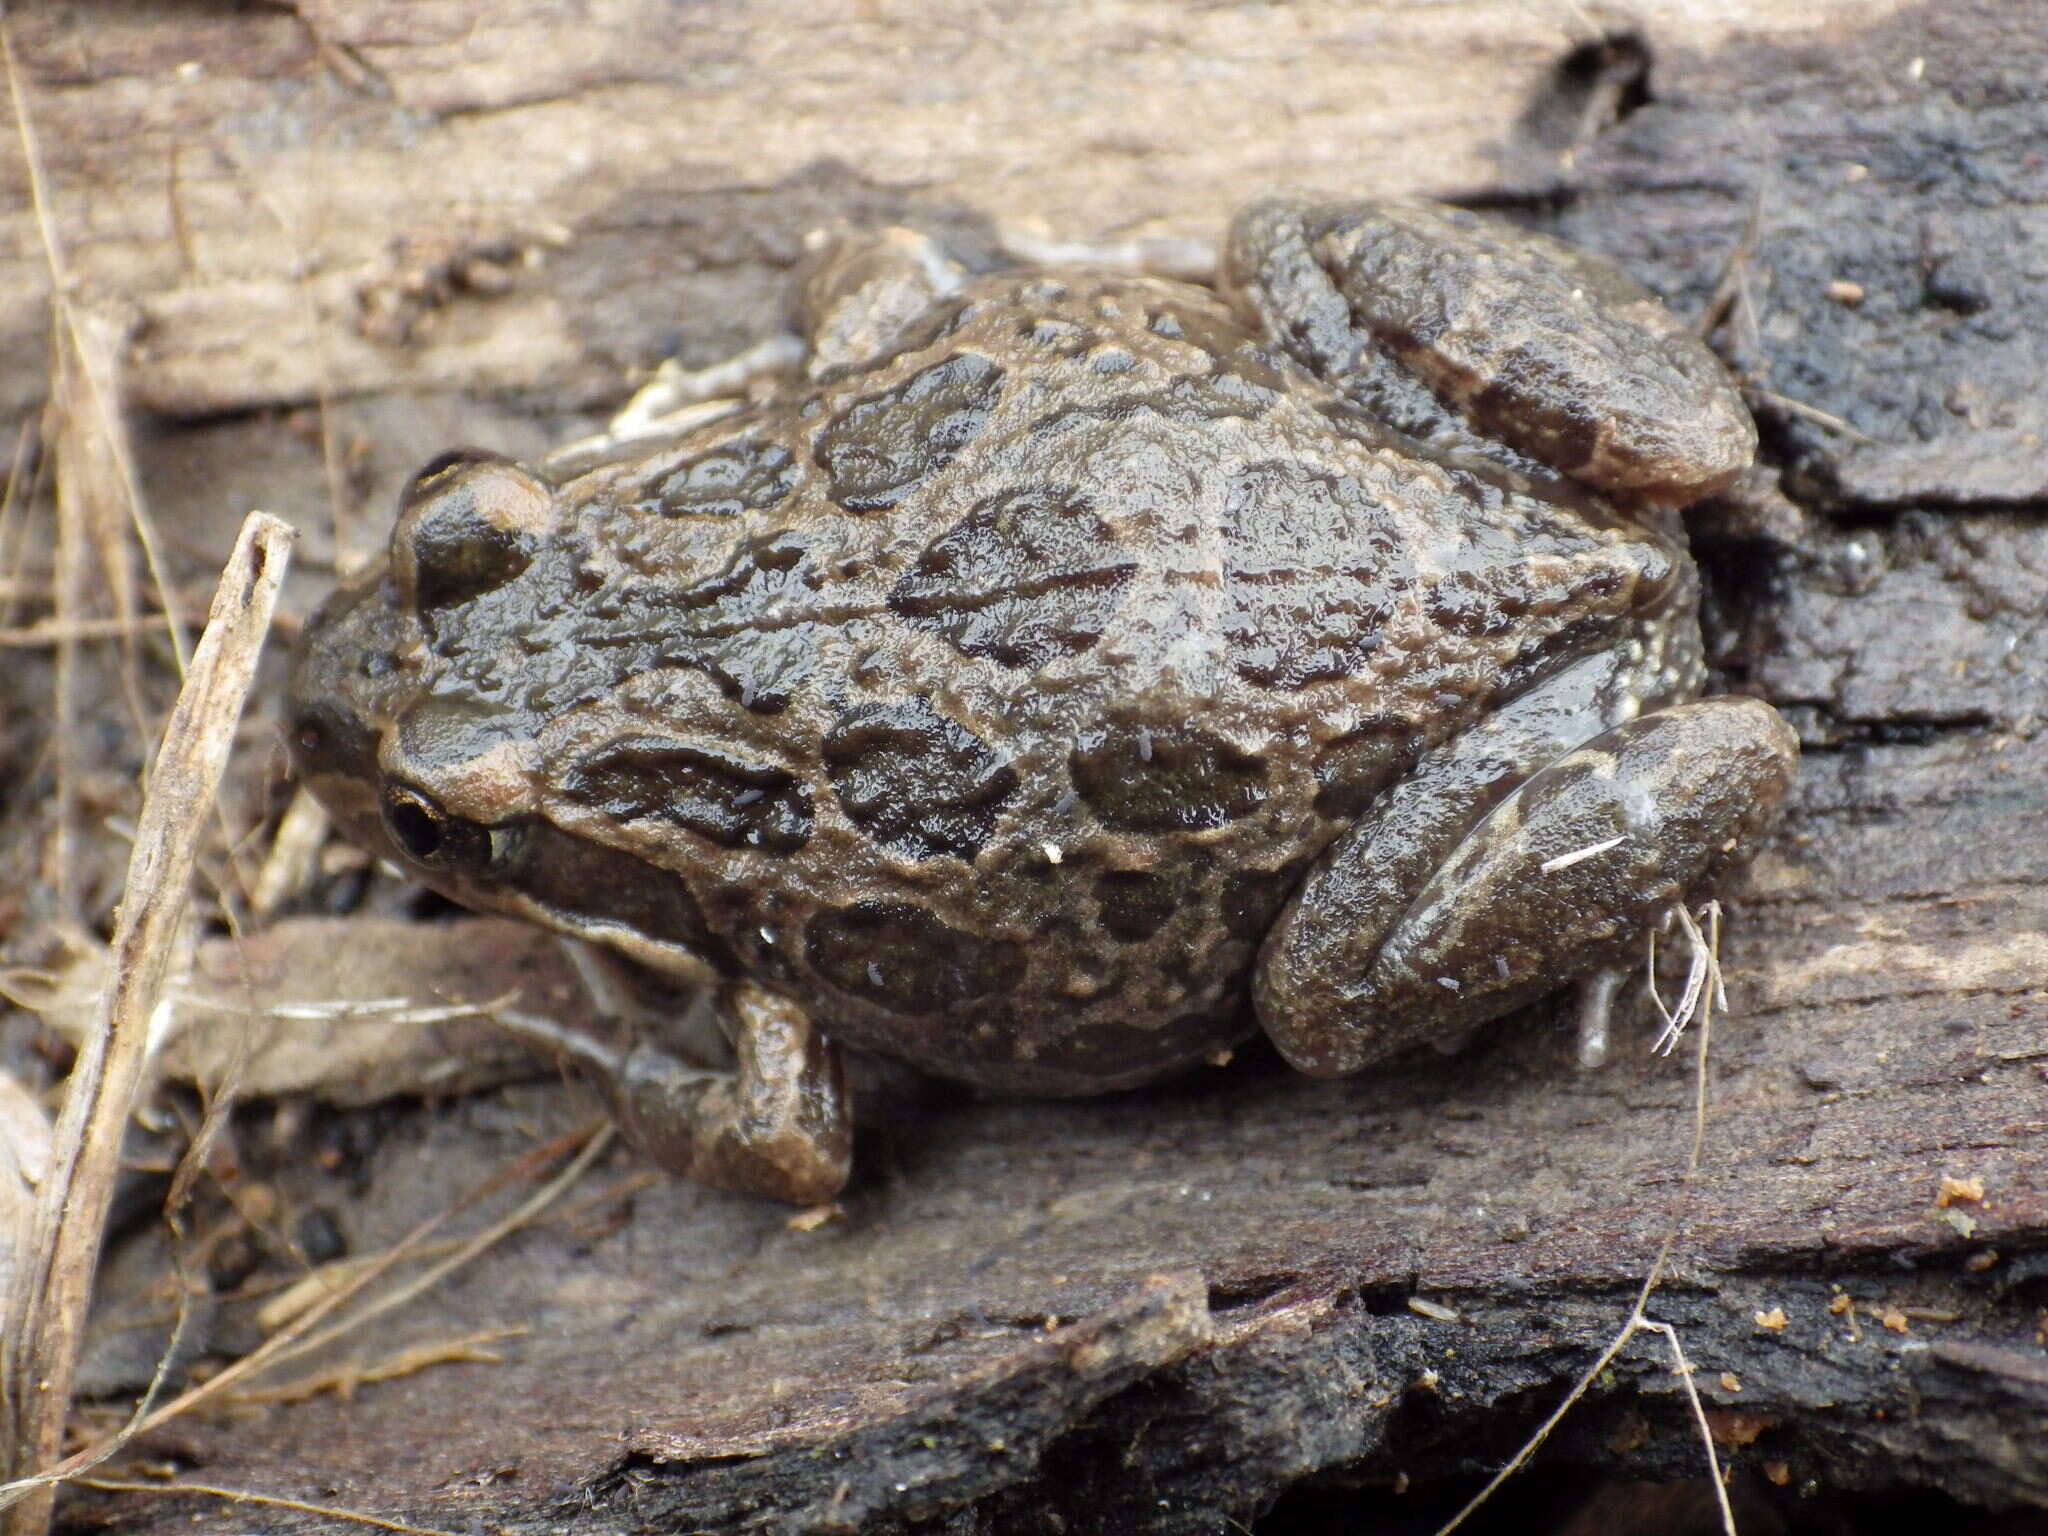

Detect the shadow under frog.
[{"left": 287, "top": 198, "right": 1799, "bottom": 1203}]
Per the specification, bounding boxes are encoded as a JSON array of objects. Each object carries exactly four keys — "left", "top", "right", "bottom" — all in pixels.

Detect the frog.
[{"left": 286, "top": 196, "right": 1800, "bottom": 1204}]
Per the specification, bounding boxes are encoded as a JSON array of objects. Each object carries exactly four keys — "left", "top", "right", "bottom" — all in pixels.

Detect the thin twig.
[
  {"left": 0, "top": 515, "right": 292, "bottom": 1536},
  {"left": 4, "top": 26, "right": 189, "bottom": 679}
]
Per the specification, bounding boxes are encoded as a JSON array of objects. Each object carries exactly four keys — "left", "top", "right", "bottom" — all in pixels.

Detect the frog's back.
[{"left": 495, "top": 268, "right": 1689, "bottom": 1092}]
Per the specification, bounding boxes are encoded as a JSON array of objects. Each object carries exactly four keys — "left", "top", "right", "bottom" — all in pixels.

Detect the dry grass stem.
[
  {"left": 239, "top": 1124, "right": 610, "bottom": 1387},
  {"left": 6, "top": 25, "right": 188, "bottom": 684},
  {"left": 1638, "top": 1320, "right": 1740, "bottom": 1536},
  {"left": 1433, "top": 904, "right": 1733, "bottom": 1536},
  {"left": 0, "top": 614, "right": 187, "bottom": 647},
  {"left": 0, "top": 1121, "right": 607, "bottom": 1521},
  {"left": 1696, "top": 178, "right": 1768, "bottom": 344},
  {"left": 42, "top": 358, "right": 84, "bottom": 918},
  {"left": 213, "top": 140, "right": 356, "bottom": 571},
  {"left": 0, "top": 513, "right": 292, "bottom": 1536},
  {"left": 253, "top": 1239, "right": 475, "bottom": 1335},
  {"left": 0, "top": 416, "right": 36, "bottom": 625},
  {"left": 74, "top": 1478, "right": 467, "bottom": 1536},
  {"left": 1745, "top": 386, "right": 1882, "bottom": 446},
  {"left": 1650, "top": 902, "right": 1726, "bottom": 1055},
  {"left": 222, "top": 1325, "right": 528, "bottom": 1407},
  {"left": 247, "top": 787, "right": 333, "bottom": 919}
]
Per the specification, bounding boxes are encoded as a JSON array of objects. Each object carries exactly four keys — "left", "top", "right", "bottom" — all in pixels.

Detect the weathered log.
[{"left": 4, "top": 1, "right": 2044, "bottom": 1531}]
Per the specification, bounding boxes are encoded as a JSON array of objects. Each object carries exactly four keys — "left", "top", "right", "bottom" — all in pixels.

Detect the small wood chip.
[
  {"left": 1825, "top": 278, "right": 1866, "bottom": 304},
  {"left": 1754, "top": 1308, "right": 1788, "bottom": 1332},
  {"left": 1828, "top": 1294, "right": 1853, "bottom": 1314},
  {"left": 1936, "top": 1175, "right": 1986, "bottom": 1207},
  {"left": 1719, "top": 1371, "right": 1742, "bottom": 1393},
  {"left": 1882, "top": 1309, "right": 1910, "bottom": 1334},
  {"left": 787, "top": 1202, "right": 842, "bottom": 1232},
  {"left": 1708, "top": 1408, "right": 1774, "bottom": 1446}
]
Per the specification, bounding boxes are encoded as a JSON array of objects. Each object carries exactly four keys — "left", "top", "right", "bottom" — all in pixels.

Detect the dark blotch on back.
[
  {"left": 816, "top": 353, "right": 1004, "bottom": 512},
  {"left": 641, "top": 438, "right": 797, "bottom": 518},
  {"left": 806, "top": 901, "right": 1025, "bottom": 1013},
  {"left": 1312, "top": 721, "right": 1419, "bottom": 819},
  {"left": 564, "top": 736, "right": 812, "bottom": 853},
  {"left": 889, "top": 486, "right": 1135, "bottom": 670},
  {"left": 1423, "top": 567, "right": 1528, "bottom": 639},
  {"left": 1070, "top": 724, "right": 1268, "bottom": 832},
  {"left": 824, "top": 699, "right": 1018, "bottom": 860},
  {"left": 1471, "top": 373, "right": 1601, "bottom": 477},
  {"left": 1094, "top": 869, "right": 1180, "bottom": 942}
]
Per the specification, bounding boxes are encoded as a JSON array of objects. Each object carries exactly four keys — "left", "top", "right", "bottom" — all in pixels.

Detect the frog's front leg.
[
  {"left": 515, "top": 978, "right": 851, "bottom": 1204},
  {"left": 1257, "top": 693, "right": 1798, "bottom": 1078},
  {"left": 543, "top": 226, "right": 970, "bottom": 483}
]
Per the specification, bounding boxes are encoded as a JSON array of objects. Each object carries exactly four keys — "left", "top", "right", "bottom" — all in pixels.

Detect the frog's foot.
[
  {"left": 1257, "top": 697, "right": 1798, "bottom": 1078},
  {"left": 613, "top": 982, "right": 851, "bottom": 1203},
  {"left": 609, "top": 336, "right": 807, "bottom": 432},
  {"left": 517, "top": 980, "right": 850, "bottom": 1203},
  {"left": 796, "top": 224, "right": 968, "bottom": 377}
]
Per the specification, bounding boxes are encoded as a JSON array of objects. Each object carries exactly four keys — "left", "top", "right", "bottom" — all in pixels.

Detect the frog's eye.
[
  {"left": 390, "top": 453, "right": 550, "bottom": 613},
  {"left": 400, "top": 449, "right": 512, "bottom": 510},
  {"left": 382, "top": 784, "right": 510, "bottom": 876}
]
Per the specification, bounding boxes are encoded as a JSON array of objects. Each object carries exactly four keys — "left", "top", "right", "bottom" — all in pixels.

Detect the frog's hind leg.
[
  {"left": 1256, "top": 695, "right": 1797, "bottom": 1078},
  {"left": 518, "top": 977, "right": 851, "bottom": 1204},
  {"left": 1219, "top": 197, "right": 1757, "bottom": 502}
]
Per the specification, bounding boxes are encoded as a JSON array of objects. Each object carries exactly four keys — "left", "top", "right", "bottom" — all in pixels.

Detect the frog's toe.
[
  {"left": 1260, "top": 696, "right": 1798, "bottom": 1077},
  {"left": 1572, "top": 965, "right": 1627, "bottom": 1069}
]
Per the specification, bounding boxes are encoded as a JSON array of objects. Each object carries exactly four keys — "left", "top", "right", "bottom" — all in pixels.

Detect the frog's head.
[
  {"left": 286, "top": 451, "right": 556, "bottom": 905},
  {"left": 288, "top": 451, "right": 731, "bottom": 976}
]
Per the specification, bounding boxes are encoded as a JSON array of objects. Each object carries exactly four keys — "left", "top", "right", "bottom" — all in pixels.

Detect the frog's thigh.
[
  {"left": 607, "top": 981, "right": 852, "bottom": 1204},
  {"left": 1258, "top": 697, "right": 1798, "bottom": 1077},
  {"left": 1222, "top": 198, "right": 1755, "bottom": 502}
]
